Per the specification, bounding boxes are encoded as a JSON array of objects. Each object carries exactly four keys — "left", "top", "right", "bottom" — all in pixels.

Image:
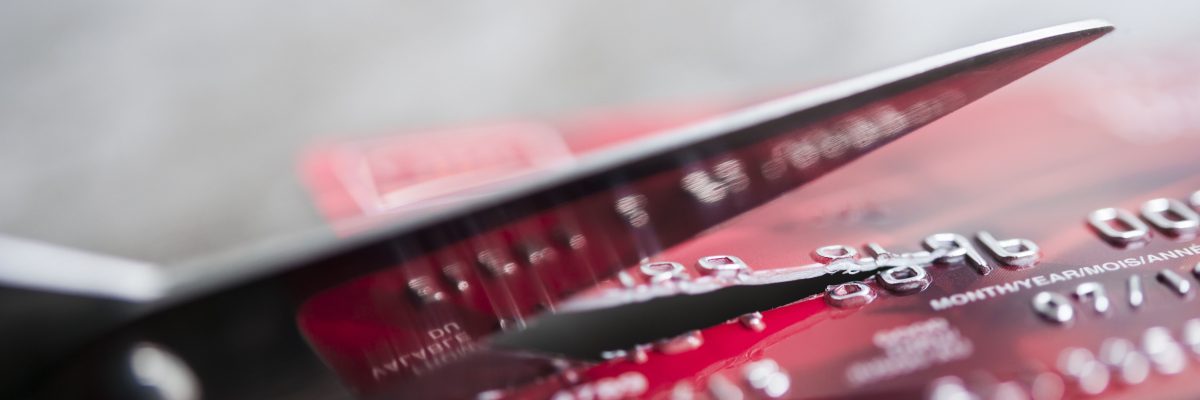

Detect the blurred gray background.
[{"left": 1, "top": 1, "right": 1198, "bottom": 267}]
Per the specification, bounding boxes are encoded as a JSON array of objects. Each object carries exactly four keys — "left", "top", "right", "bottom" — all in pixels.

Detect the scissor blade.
[{"left": 491, "top": 20, "right": 1113, "bottom": 358}]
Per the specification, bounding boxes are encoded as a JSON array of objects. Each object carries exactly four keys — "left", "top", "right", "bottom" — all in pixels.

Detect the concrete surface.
[{"left": 1, "top": 1, "right": 1198, "bottom": 267}]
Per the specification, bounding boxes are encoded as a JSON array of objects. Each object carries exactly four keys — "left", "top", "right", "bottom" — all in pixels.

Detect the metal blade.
[{"left": 489, "top": 20, "right": 1113, "bottom": 358}]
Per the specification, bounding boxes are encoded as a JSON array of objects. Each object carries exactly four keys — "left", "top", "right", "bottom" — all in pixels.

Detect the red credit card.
[{"left": 296, "top": 50, "right": 1200, "bottom": 399}]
